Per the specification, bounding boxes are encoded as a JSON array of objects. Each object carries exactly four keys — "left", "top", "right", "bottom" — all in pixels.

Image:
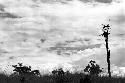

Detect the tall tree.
[{"left": 100, "top": 24, "right": 111, "bottom": 77}]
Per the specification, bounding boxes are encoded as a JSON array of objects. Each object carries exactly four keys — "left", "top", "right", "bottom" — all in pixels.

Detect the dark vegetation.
[
  {"left": 1, "top": 72, "right": 125, "bottom": 83},
  {"left": 0, "top": 60, "right": 125, "bottom": 83},
  {"left": 84, "top": 60, "right": 103, "bottom": 76}
]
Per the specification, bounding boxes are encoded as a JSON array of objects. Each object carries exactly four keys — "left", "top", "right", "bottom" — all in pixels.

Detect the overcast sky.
[{"left": 0, "top": 0, "right": 125, "bottom": 75}]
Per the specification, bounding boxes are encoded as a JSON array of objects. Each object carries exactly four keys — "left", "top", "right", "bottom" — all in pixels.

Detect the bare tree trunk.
[
  {"left": 105, "top": 34, "right": 111, "bottom": 77},
  {"left": 101, "top": 24, "right": 111, "bottom": 77}
]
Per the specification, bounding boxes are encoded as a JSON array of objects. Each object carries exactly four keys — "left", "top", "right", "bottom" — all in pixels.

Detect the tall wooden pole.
[{"left": 101, "top": 24, "right": 111, "bottom": 77}]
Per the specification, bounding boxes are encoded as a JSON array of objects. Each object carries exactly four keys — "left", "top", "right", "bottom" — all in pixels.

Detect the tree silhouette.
[
  {"left": 52, "top": 68, "right": 65, "bottom": 83},
  {"left": 84, "top": 60, "right": 103, "bottom": 76},
  {"left": 100, "top": 24, "right": 111, "bottom": 77},
  {"left": 12, "top": 63, "right": 31, "bottom": 75},
  {"left": 12, "top": 63, "right": 40, "bottom": 83}
]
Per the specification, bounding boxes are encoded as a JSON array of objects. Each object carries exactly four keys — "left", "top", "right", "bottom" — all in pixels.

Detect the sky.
[{"left": 0, "top": 0, "right": 125, "bottom": 75}]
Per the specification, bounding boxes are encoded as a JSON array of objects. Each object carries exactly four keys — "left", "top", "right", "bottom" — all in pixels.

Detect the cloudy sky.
[{"left": 0, "top": 0, "right": 125, "bottom": 75}]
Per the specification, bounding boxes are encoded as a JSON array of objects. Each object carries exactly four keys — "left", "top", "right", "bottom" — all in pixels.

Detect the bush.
[
  {"left": 52, "top": 68, "right": 73, "bottom": 83},
  {"left": 84, "top": 60, "right": 103, "bottom": 76},
  {"left": 12, "top": 63, "right": 40, "bottom": 83}
]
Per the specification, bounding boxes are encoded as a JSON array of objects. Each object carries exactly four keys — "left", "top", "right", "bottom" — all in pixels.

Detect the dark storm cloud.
[
  {"left": 0, "top": 3, "right": 21, "bottom": 18},
  {"left": 79, "top": 0, "right": 112, "bottom": 3},
  {"left": 0, "top": 12, "right": 22, "bottom": 18},
  {"left": 95, "top": 0, "right": 112, "bottom": 3},
  {"left": 79, "top": 0, "right": 90, "bottom": 3},
  {"left": 117, "top": 33, "right": 125, "bottom": 37},
  {"left": 40, "top": 0, "right": 72, "bottom": 4},
  {"left": 49, "top": 44, "right": 101, "bottom": 53}
]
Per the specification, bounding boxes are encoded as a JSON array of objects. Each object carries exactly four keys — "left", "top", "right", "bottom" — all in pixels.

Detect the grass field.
[{"left": 0, "top": 73, "right": 125, "bottom": 83}]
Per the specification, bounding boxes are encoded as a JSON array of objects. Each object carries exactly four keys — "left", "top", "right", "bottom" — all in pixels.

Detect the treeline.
[
  {"left": 0, "top": 60, "right": 109, "bottom": 83},
  {"left": 0, "top": 60, "right": 125, "bottom": 83}
]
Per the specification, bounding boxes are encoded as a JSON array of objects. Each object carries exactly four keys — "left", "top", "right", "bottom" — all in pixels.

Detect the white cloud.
[{"left": 0, "top": 0, "right": 125, "bottom": 75}]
